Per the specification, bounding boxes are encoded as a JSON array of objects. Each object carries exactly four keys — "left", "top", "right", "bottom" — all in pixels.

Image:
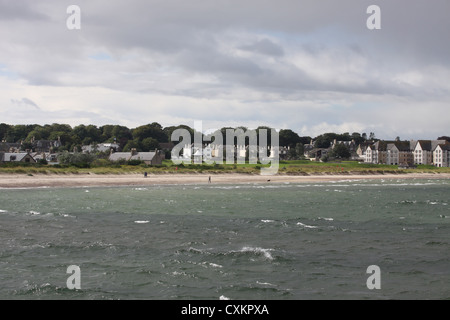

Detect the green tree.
[
  {"left": 58, "top": 151, "right": 96, "bottom": 168},
  {"left": 141, "top": 137, "right": 159, "bottom": 151},
  {"left": 330, "top": 143, "right": 351, "bottom": 159},
  {"left": 132, "top": 122, "right": 167, "bottom": 143},
  {"left": 122, "top": 139, "right": 140, "bottom": 152},
  {"left": 5, "top": 124, "right": 34, "bottom": 142},
  {"left": 279, "top": 129, "right": 301, "bottom": 148}
]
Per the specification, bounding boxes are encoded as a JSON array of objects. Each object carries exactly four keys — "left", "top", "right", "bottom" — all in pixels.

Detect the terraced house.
[
  {"left": 433, "top": 144, "right": 450, "bottom": 167},
  {"left": 362, "top": 139, "right": 450, "bottom": 167}
]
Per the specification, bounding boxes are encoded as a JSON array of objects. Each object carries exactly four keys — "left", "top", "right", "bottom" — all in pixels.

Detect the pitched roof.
[
  {"left": 1, "top": 152, "right": 34, "bottom": 162},
  {"left": 109, "top": 152, "right": 131, "bottom": 161},
  {"left": 415, "top": 140, "right": 446, "bottom": 151},
  {"left": 130, "top": 152, "right": 156, "bottom": 161},
  {"left": 434, "top": 143, "right": 450, "bottom": 151},
  {"left": 371, "top": 141, "right": 412, "bottom": 152},
  {"left": 0, "top": 142, "right": 21, "bottom": 152},
  {"left": 416, "top": 140, "right": 432, "bottom": 151},
  {"left": 394, "top": 141, "right": 412, "bottom": 152},
  {"left": 109, "top": 151, "right": 157, "bottom": 162}
]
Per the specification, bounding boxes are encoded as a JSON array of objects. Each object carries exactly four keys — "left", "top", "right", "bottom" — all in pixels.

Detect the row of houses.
[
  {"left": 0, "top": 151, "right": 59, "bottom": 164},
  {"left": 1, "top": 139, "right": 62, "bottom": 153},
  {"left": 179, "top": 143, "right": 283, "bottom": 163},
  {"left": 0, "top": 149, "right": 164, "bottom": 166},
  {"left": 306, "top": 139, "right": 450, "bottom": 167},
  {"left": 361, "top": 139, "right": 450, "bottom": 167},
  {"left": 2, "top": 137, "right": 449, "bottom": 167}
]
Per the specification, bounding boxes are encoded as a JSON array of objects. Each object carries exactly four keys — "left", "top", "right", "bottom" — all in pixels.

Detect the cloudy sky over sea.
[{"left": 0, "top": 0, "right": 449, "bottom": 139}]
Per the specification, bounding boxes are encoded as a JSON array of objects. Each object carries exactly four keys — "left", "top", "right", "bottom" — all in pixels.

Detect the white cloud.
[{"left": 0, "top": 0, "right": 449, "bottom": 139}]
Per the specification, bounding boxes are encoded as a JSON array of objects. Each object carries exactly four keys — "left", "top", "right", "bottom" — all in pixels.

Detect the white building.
[
  {"left": 413, "top": 140, "right": 446, "bottom": 165},
  {"left": 82, "top": 143, "right": 120, "bottom": 153},
  {"left": 433, "top": 144, "right": 450, "bottom": 167}
]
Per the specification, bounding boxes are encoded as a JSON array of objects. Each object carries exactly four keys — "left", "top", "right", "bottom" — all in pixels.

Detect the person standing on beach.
[{"left": 208, "top": 176, "right": 211, "bottom": 183}]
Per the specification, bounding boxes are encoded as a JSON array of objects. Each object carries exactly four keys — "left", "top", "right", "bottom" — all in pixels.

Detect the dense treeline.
[{"left": 0, "top": 122, "right": 374, "bottom": 154}]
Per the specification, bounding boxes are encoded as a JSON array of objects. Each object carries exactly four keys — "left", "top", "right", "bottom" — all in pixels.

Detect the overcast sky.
[{"left": 0, "top": 0, "right": 449, "bottom": 139}]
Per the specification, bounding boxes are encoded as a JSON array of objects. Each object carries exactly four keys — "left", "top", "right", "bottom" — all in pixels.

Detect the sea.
[{"left": 0, "top": 178, "right": 449, "bottom": 300}]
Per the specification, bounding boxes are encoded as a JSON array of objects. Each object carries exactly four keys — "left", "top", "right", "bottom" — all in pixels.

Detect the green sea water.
[{"left": 0, "top": 178, "right": 449, "bottom": 299}]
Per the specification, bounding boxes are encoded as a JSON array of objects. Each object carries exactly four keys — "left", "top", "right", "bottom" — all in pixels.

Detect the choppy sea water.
[{"left": 0, "top": 178, "right": 449, "bottom": 300}]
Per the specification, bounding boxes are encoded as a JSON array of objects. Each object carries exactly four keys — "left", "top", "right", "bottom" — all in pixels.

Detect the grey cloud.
[
  {"left": 0, "top": 0, "right": 49, "bottom": 21},
  {"left": 239, "top": 39, "right": 284, "bottom": 56},
  {"left": 11, "top": 98, "right": 40, "bottom": 110},
  {"left": 0, "top": 0, "right": 449, "bottom": 139}
]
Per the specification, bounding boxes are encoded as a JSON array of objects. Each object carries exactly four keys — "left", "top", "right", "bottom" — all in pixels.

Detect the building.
[
  {"left": 413, "top": 140, "right": 446, "bottom": 165},
  {"left": 31, "top": 152, "right": 59, "bottom": 164},
  {"left": 304, "top": 148, "right": 330, "bottom": 162},
  {"left": 0, "top": 141, "right": 21, "bottom": 152},
  {"left": 82, "top": 143, "right": 120, "bottom": 153},
  {"left": 365, "top": 140, "right": 414, "bottom": 166},
  {"left": 109, "top": 148, "right": 164, "bottom": 165},
  {"left": 433, "top": 143, "right": 450, "bottom": 167},
  {"left": 0, "top": 152, "right": 36, "bottom": 163},
  {"left": 356, "top": 142, "right": 373, "bottom": 160}
]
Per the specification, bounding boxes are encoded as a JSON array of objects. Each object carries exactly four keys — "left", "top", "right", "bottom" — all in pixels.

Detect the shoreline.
[{"left": 0, "top": 172, "right": 449, "bottom": 189}]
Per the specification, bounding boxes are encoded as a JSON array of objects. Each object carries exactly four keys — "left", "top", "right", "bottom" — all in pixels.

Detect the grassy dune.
[{"left": 1, "top": 160, "right": 449, "bottom": 176}]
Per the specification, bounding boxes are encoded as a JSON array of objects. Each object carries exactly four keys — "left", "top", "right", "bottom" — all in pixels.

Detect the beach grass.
[{"left": 1, "top": 159, "right": 450, "bottom": 176}]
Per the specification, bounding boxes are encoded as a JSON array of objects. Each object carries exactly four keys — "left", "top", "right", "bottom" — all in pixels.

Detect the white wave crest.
[
  {"left": 240, "top": 246, "right": 274, "bottom": 260},
  {"left": 297, "top": 222, "right": 318, "bottom": 229},
  {"left": 318, "top": 217, "right": 334, "bottom": 221}
]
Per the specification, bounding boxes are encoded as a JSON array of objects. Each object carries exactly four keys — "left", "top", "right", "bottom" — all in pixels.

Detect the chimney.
[{"left": 131, "top": 148, "right": 137, "bottom": 156}]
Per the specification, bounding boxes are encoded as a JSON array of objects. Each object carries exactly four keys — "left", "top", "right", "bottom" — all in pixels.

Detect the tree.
[
  {"left": 132, "top": 123, "right": 168, "bottom": 143},
  {"left": 122, "top": 139, "right": 140, "bottom": 152},
  {"left": 287, "top": 142, "right": 304, "bottom": 160},
  {"left": 164, "top": 124, "right": 194, "bottom": 142},
  {"left": 351, "top": 132, "right": 365, "bottom": 145},
  {"left": 437, "top": 136, "right": 450, "bottom": 143},
  {"left": 279, "top": 129, "right": 301, "bottom": 148},
  {"left": 0, "top": 123, "right": 11, "bottom": 141},
  {"left": 330, "top": 143, "right": 351, "bottom": 159},
  {"left": 58, "top": 151, "right": 96, "bottom": 168},
  {"left": 4, "top": 124, "right": 33, "bottom": 142},
  {"left": 141, "top": 137, "right": 159, "bottom": 151},
  {"left": 314, "top": 133, "right": 336, "bottom": 148}
]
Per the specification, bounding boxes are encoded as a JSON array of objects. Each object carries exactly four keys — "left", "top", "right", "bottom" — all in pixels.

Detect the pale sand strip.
[{"left": 0, "top": 172, "right": 449, "bottom": 188}]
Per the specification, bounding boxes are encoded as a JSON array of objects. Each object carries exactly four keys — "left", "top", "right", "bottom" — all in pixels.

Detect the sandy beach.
[{"left": 0, "top": 172, "right": 449, "bottom": 188}]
